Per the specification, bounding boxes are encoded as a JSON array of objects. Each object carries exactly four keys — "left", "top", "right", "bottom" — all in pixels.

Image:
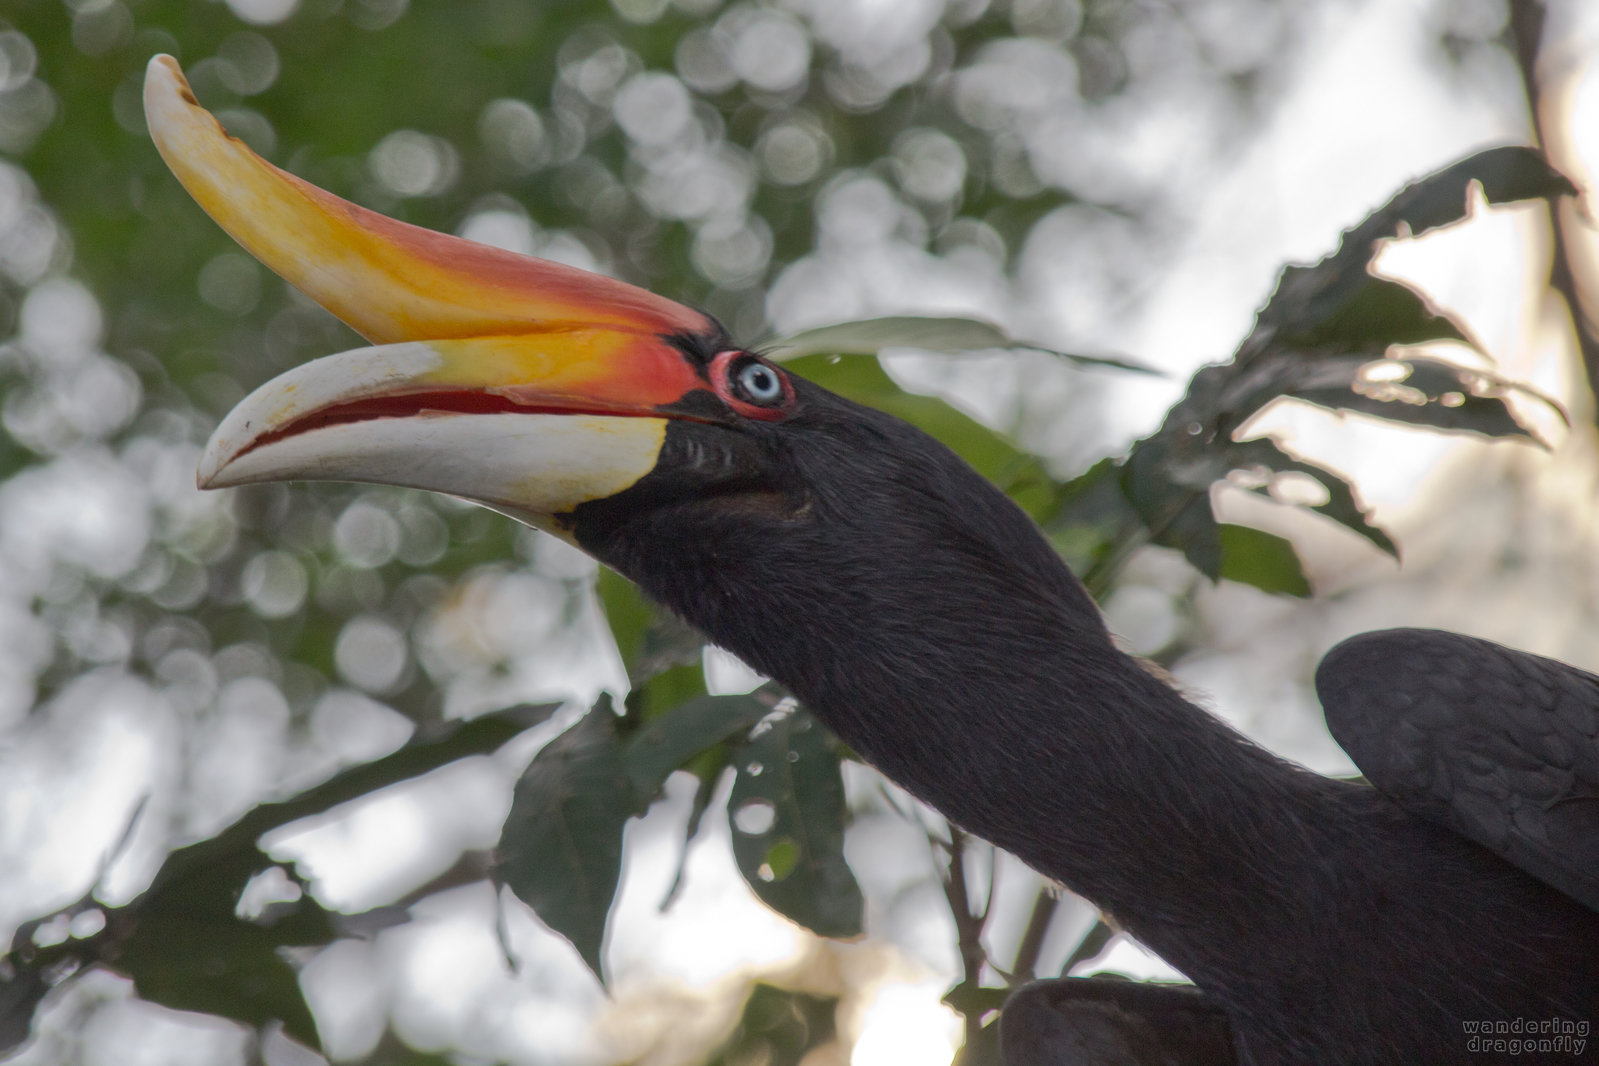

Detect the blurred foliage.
[
  {"left": 707, "top": 983, "right": 838, "bottom": 1066},
  {"left": 788, "top": 351, "right": 1063, "bottom": 519},
  {"left": 497, "top": 697, "right": 634, "bottom": 982},
  {"left": 772, "top": 313, "right": 1157, "bottom": 372},
  {"left": 0, "top": 0, "right": 1569, "bottom": 1062},
  {"left": 5, "top": 702, "right": 554, "bottom": 1048}
]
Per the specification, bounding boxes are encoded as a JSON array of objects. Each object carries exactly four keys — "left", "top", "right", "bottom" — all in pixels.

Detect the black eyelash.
[{"left": 665, "top": 317, "right": 737, "bottom": 370}]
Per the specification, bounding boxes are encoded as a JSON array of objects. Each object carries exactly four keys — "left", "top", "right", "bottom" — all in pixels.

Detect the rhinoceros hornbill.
[{"left": 144, "top": 56, "right": 1599, "bottom": 1065}]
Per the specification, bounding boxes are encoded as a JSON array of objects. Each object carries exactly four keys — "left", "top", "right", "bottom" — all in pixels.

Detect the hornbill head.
[{"left": 147, "top": 55, "right": 1100, "bottom": 747}]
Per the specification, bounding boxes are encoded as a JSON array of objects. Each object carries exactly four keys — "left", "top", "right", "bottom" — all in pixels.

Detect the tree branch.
[
  {"left": 1008, "top": 888, "right": 1059, "bottom": 983},
  {"left": 1508, "top": 0, "right": 1599, "bottom": 419},
  {"left": 942, "top": 828, "right": 993, "bottom": 1048},
  {"left": 1060, "top": 917, "right": 1117, "bottom": 976}
]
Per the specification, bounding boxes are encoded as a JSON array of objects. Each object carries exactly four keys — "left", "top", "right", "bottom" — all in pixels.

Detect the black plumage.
[
  {"left": 569, "top": 363, "right": 1599, "bottom": 1065},
  {"left": 1000, "top": 978, "right": 1234, "bottom": 1065}
]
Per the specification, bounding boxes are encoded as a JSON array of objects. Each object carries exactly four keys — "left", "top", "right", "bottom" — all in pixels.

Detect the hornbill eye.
[
  {"left": 736, "top": 361, "right": 783, "bottom": 403},
  {"left": 711, "top": 351, "right": 793, "bottom": 420}
]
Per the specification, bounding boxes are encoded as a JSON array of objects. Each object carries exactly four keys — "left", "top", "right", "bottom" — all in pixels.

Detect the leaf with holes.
[
  {"left": 626, "top": 693, "right": 775, "bottom": 802},
  {"left": 1121, "top": 431, "right": 1394, "bottom": 583},
  {"left": 495, "top": 700, "right": 637, "bottom": 982},
  {"left": 1287, "top": 354, "right": 1549, "bottom": 440},
  {"left": 1229, "top": 438, "right": 1397, "bottom": 558},
  {"left": 1108, "top": 148, "right": 1572, "bottom": 583},
  {"left": 728, "top": 708, "right": 863, "bottom": 940}
]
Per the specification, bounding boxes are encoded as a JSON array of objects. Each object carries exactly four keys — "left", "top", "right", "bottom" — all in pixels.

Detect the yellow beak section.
[
  {"left": 146, "top": 55, "right": 713, "bottom": 523},
  {"left": 144, "top": 54, "right": 707, "bottom": 345}
]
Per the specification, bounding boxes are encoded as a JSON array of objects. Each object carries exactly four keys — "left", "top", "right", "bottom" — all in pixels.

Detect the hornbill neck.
[
  {"left": 577, "top": 411, "right": 1344, "bottom": 994},
  {"left": 805, "top": 597, "right": 1340, "bottom": 992}
]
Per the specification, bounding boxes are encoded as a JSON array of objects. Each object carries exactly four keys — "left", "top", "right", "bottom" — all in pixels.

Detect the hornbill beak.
[{"left": 145, "top": 55, "right": 718, "bottom": 528}]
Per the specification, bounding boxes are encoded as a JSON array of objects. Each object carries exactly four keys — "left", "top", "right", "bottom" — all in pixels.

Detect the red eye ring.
[{"left": 709, "top": 350, "right": 794, "bottom": 421}]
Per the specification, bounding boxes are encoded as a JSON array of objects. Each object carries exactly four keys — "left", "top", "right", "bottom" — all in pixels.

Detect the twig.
[
  {"left": 1508, "top": 0, "right": 1599, "bottom": 421},
  {"left": 1009, "top": 888, "right": 1060, "bottom": 983},
  {"left": 1060, "top": 917, "right": 1116, "bottom": 976},
  {"left": 941, "top": 827, "right": 992, "bottom": 1047}
]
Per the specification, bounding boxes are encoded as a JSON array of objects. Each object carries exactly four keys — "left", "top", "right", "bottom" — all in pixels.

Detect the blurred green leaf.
[
  {"left": 772, "top": 315, "right": 1155, "bottom": 374},
  {"left": 148, "top": 703, "right": 560, "bottom": 906},
  {"left": 1122, "top": 444, "right": 1225, "bottom": 579},
  {"left": 0, "top": 958, "right": 47, "bottom": 1055},
  {"left": 728, "top": 709, "right": 863, "bottom": 940},
  {"left": 707, "top": 984, "right": 839, "bottom": 1066},
  {"left": 1047, "top": 458, "right": 1145, "bottom": 596},
  {"left": 348, "top": 1038, "right": 462, "bottom": 1066},
  {"left": 116, "top": 915, "right": 321, "bottom": 1051},
  {"left": 945, "top": 984, "right": 1014, "bottom": 1017},
  {"left": 631, "top": 662, "right": 710, "bottom": 724},
  {"left": 598, "top": 567, "right": 707, "bottom": 720},
  {"left": 626, "top": 693, "right": 774, "bottom": 801},
  {"left": 952, "top": 1029, "right": 1005, "bottom": 1066},
  {"left": 785, "top": 354, "right": 1060, "bottom": 520},
  {"left": 1217, "top": 524, "right": 1311, "bottom": 598},
  {"left": 597, "top": 568, "right": 653, "bottom": 673},
  {"left": 496, "top": 699, "right": 636, "bottom": 983},
  {"left": 950, "top": 1014, "right": 1006, "bottom": 1066},
  {"left": 658, "top": 753, "right": 729, "bottom": 912},
  {"left": 1258, "top": 146, "right": 1574, "bottom": 347},
  {"left": 1282, "top": 274, "right": 1466, "bottom": 348}
]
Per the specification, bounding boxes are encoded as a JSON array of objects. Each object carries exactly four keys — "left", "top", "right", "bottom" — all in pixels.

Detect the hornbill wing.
[
  {"left": 1000, "top": 978, "right": 1236, "bottom": 1066},
  {"left": 1316, "top": 628, "right": 1599, "bottom": 912}
]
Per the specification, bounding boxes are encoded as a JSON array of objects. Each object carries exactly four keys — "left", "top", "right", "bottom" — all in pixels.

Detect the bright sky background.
[{"left": 4, "top": 1, "right": 1598, "bottom": 1064}]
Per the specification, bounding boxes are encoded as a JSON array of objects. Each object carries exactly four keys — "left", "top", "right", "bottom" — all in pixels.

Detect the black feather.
[{"left": 1320, "top": 629, "right": 1599, "bottom": 911}]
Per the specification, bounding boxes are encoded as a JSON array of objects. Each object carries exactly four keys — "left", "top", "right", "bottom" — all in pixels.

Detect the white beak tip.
[
  {"left": 197, "top": 436, "right": 243, "bottom": 490},
  {"left": 144, "top": 54, "right": 194, "bottom": 136}
]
